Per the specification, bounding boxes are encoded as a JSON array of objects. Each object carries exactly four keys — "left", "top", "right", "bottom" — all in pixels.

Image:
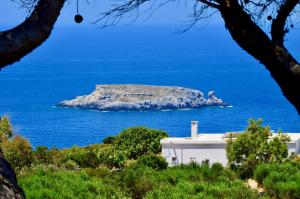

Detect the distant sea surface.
[{"left": 0, "top": 25, "right": 299, "bottom": 148}]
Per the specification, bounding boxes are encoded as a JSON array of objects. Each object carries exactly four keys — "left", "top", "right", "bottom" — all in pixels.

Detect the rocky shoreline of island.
[{"left": 57, "top": 84, "right": 229, "bottom": 111}]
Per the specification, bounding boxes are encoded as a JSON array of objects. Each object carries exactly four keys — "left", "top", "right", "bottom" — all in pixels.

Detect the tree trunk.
[
  {"left": 0, "top": 0, "right": 66, "bottom": 69},
  {"left": 0, "top": 1, "right": 65, "bottom": 197},
  {"left": 219, "top": 0, "right": 300, "bottom": 114},
  {"left": 0, "top": 156, "right": 25, "bottom": 199}
]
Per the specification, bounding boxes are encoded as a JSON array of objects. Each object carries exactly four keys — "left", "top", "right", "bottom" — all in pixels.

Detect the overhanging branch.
[
  {"left": 271, "top": 0, "right": 299, "bottom": 45},
  {"left": 0, "top": 0, "right": 65, "bottom": 69}
]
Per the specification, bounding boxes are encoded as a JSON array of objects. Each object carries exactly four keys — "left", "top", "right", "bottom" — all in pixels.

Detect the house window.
[{"left": 171, "top": 157, "right": 177, "bottom": 164}]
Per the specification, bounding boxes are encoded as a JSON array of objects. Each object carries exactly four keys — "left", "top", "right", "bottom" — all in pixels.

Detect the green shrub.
[
  {"left": 120, "top": 167, "right": 156, "bottom": 199},
  {"left": 62, "top": 159, "right": 79, "bottom": 170},
  {"left": 254, "top": 162, "right": 300, "bottom": 198},
  {"left": 84, "top": 167, "right": 111, "bottom": 179},
  {"left": 1, "top": 135, "right": 33, "bottom": 171},
  {"left": 59, "top": 126, "right": 169, "bottom": 170},
  {"left": 0, "top": 116, "right": 34, "bottom": 171},
  {"left": 18, "top": 164, "right": 58, "bottom": 178},
  {"left": 0, "top": 116, "right": 13, "bottom": 139},
  {"left": 18, "top": 159, "right": 260, "bottom": 199},
  {"left": 19, "top": 169, "right": 127, "bottom": 199},
  {"left": 102, "top": 136, "right": 115, "bottom": 144},
  {"left": 62, "top": 146, "right": 100, "bottom": 168},
  {"left": 104, "top": 149, "right": 128, "bottom": 168},
  {"left": 209, "top": 162, "right": 225, "bottom": 179},
  {"left": 114, "top": 126, "right": 168, "bottom": 159},
  {"left": 34, "top": 146, "right": 49, "bottom": 164},
  {"left": 226, "top": 119, "right": 290, "bottom": 178},
  {"left": 115, "top": 162, "right": 256, "bottom": 199},
  {"left": 33, "top": 146, "right": 65, "bottom": 165},
  {"left": 253, "top": 163, "right": 273, "bottom": 185},
  {"left": 95, "top": 145, "right": 128, "bottom": 168},
  {"left": 133, "top": 155, "right": 168, "bottom": 170},
  {"left": 142, "top": 164, "right": 257, "bottom": 199},
  {"left": 48, "top": 147, "right": 65, "bottom": 165}
]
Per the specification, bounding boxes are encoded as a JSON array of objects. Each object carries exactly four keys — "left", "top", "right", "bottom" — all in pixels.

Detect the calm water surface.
[{"left": 0, "top": 25, "right": 299, "bottom": 148}]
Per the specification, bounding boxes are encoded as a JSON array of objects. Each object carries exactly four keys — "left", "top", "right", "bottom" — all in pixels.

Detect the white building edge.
[{"left": 161, "top": 121, "right": 300, "bottom": 166}]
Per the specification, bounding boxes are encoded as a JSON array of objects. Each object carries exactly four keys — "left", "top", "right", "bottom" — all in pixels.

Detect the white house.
[{"left": 161, "top": 121, "right": 300, "bottom": 166}]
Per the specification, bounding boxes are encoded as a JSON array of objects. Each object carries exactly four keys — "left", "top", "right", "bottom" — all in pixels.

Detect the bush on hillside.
[
  {"left": 102, "top": 136, "right": 115, "bottom": 144},
  {"left": 33, "top": 146, "right": 65, "bottom": 165},
  {"left": 34, "top": 146, "right": 49, "bottom": 164},
  {"left": 226, "top": 119, "right": 290, "bottom": 178},
  {"left": 132, "top": 155, "right": 168, "bottom": 170},
  {"left": 18, "top": 169, "right": 126, "bottom": 199},
  {"left": 117, "top": 162, "right": 257, "bottom": 199},
  {"left": 99, "top": 147, "right": 128, "bottom": 168},
  {"left": 18, "top": 157, "right": 259, "bottom": 199},
  {"left": 62, "top": 146, "right": 100, "bottom": 168},
  {"left": 0, "top": 116, "right": 13, "bottom": 139},
  {"left": 62, "top": 159, "right": 79, "bottom": 170},
  {"left": 1, "top": 135, "right": 33, "bottom": 171},
  {"left": 114, "top": 127, "right": 168, "bottom": 159},
  {"left": 33, "top": 146, "right": 63, "bottom": 166},
  {"left": 0, "top": 116, "right": 35, "bottom": 171},
  {"left": 254, "top": 162, "right": 300, "bottom": 199}
]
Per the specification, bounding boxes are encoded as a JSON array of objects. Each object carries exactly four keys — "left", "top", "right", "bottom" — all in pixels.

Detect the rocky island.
[{"left": 58, "top": 84, "right": 229, "bottom": 111}]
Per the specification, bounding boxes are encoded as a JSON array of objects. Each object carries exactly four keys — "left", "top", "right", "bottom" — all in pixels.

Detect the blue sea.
[{"left": 0, "top": 25, "right": 299, "bottom": 148}]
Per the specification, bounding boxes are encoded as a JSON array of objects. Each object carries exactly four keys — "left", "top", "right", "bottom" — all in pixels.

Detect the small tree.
[{"left": 226, "top": 119, "right": 290, "bottom": 178}]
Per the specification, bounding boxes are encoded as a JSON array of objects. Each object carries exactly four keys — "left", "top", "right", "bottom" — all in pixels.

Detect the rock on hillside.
[{"left": 58, "top": 84, "right": 229, "bottom": 111}]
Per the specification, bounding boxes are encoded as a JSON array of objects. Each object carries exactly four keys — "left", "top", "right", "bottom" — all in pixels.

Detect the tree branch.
[
  {"left": 0, "top": 0, "right": 65, "bottom": 69},
  {"left": 93, "top": 0, "right": 150, "bottom": 25},
  {"left": 271, "top": 0, "right": 299, "bottom": 45},
  {"left": 198, "top": 0, "right": 220, "bottom": 8},
  {"left": 219, "top": 0, "right": 300, "bottom": 114}
]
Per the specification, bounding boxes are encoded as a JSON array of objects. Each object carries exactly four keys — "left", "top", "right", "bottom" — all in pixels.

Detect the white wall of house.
[
  {"left": 161, "top": 121, "right": 300, "bottom": 167},
  {"left": 161, "top": 143, "right": 227, "bottom": 166},
  {"left": 161, "top": 141, "right": 300, "bottom": 166}
]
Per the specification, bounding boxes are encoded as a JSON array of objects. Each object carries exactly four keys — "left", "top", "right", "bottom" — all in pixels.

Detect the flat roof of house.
[{"left": 160, "top": 133, "right": 300, "bottom": 145}]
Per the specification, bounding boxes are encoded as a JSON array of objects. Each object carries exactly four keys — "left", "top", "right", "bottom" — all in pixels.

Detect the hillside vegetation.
[{"left": 0, "top": 116, "right": 299, "bottom": 199}]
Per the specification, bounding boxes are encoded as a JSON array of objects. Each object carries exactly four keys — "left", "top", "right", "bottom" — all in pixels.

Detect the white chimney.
[{"left": 191, "top": 121, "right": 198, "bottom": 138}]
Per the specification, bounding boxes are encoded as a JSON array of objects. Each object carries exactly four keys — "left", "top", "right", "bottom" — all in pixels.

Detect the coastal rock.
[{"left": 58, "top": 84, "right": 229, "bottom": 111}]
